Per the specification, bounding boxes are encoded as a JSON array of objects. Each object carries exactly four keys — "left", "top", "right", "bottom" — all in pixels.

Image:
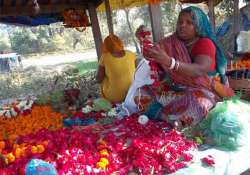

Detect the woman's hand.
[{"left": 144, "top": 44, "right": 171, "bottom": 66}]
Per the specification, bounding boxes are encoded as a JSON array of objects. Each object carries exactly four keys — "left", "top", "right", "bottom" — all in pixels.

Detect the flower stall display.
[
  {"left": 0, "top": 114, "right": 197, "bottom": 175},
  {"left": 0, "top": 99, "right": 34, "bottom": 119},
  {"left": 0, "top": 105, "right": 65, "bottom": 143}
]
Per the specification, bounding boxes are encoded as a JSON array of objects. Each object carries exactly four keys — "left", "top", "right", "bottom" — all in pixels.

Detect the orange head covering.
[{"left": 101, "top": 34, "right": 124, "bottom": 54}]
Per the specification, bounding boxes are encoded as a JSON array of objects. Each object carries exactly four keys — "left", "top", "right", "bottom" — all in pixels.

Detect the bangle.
[
  {"left": 175, "top": 61, "right": 180, "bottom": 71},
  {"left": 169, "top": 57, "right": 176, "bottom": 70}
]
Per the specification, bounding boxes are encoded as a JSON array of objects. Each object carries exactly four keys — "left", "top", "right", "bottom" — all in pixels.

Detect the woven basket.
[{"left": 228, "top": 78, "right": 250, "bottom": 100}]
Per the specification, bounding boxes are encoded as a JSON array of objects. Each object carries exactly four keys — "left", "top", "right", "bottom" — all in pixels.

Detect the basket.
[
  {"left": 228, "top": 78, "right": 250, "bottom": 100},
  {"left": 227, "top": 56, "right": 250, "bottom": 100}
]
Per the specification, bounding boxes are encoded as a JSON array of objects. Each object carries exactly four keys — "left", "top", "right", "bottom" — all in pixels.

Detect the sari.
[{"left": 134, "top": 6, "right": 233, "bottom": 126}]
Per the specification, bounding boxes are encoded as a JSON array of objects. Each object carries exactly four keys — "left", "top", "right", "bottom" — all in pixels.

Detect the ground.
[{"left": 0, "top": 51, "right": 99, "bottom": 105}]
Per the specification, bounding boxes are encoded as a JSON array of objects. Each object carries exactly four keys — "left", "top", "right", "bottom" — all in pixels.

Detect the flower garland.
[
  {"left": 138, "top": 30, "right": 163, "bottom": 88},
  {"left": 63, "top": 9, "right": 91, "bottom": 32},
  {"left": 0, "top": 100, "right": 34, "bottom": 119}
]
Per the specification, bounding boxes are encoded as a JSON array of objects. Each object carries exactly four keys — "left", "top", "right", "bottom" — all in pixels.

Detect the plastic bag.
[
  {"left": 121, "top": 59, "right": 154, "bottom": 115},
  {"left": 25, "top": 159, "right": 57, "bottom": 175},
  {"left": 92, "top": 98, "right": 112, "bottom": 112},
  {"left": 197, "top": 96, "right": 250, "bottom": 150}
]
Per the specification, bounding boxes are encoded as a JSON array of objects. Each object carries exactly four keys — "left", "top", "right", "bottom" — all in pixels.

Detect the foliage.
[
  {"left": 0, "top": 33, "right": 11, "bottom": 52},
  {"left": 217, "top": 0, "right": 234, "bottom": 18}
]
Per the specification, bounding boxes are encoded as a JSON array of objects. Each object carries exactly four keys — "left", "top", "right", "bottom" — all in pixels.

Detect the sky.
[{"left": 239, "top": 0, "right": 246, "bottom": 8}]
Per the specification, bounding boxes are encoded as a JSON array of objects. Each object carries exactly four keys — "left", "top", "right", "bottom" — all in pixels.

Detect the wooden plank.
[
  {"left": 4, "top": 0, "right": 14, "bottom": 6},
  {"left": 0, "top": 3, "right": 87, "bottom": 17},
  {"left": 104, "top": 0, "right": 113, "bottom": 34},
  {"left": 15, "top": 0, "right": 25, "bottom": 6},
  {"left": 148, "top": 3, "right": 163, "bottom": 43},
  {"left": 88, "top": 2, "right": 102, "bottom": 59},
  {"left": 208, "top": 0, "right": 215, "bottom": 33},
  {"left": 27, "top": 0, "right": 33, "bottom": 5},
  {"left": 233, "top": 0, "right": 240, "bottom": 52}
]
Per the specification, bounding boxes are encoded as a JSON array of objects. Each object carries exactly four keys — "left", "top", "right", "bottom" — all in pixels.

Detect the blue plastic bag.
[{"left": 25, "top": 159, "right": 57, "bottom": 175}]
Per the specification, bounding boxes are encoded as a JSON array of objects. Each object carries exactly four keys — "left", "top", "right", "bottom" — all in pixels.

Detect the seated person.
[
  {"left": 96, "top": 34, "right": 136, "bottom": 103},
  {"left": 134, "top": 6, "right": 234, "bottom": 128}
]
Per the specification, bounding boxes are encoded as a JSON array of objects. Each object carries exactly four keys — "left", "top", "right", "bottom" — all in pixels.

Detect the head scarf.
[
  {"left": 101, "top": 34, "right": 124, "bottom": 54},
  {"left": 180, "top": 6, "right": 227, "bottom": 84}
]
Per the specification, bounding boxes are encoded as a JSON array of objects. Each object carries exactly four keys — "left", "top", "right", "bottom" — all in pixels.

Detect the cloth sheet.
[{"left": 170, "top": 144, "right": 250, "bottom": 175}]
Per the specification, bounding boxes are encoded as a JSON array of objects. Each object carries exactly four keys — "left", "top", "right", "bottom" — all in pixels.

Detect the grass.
[{"left": 69, "top": 60, "right": 98, "bottom": 75}]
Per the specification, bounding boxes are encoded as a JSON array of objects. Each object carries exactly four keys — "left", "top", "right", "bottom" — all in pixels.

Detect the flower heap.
[
  {"left": 0, "top": 99, "right": 34, "bottom": 119},
  {"left": 0, "top": 140, "right": 47, "bottom": 166},
  {"left": 0, "top": 115, "right": 197, "bottom": 175},
  {"left": 138, "top": 30, "right": 163, "bottom": 87},
  {"left": 0, "top": 105, "right": 64, "bottom": 143}
]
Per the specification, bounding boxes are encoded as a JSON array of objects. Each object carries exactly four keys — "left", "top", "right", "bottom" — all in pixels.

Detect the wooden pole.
[
  {"left": 88, "top": 3, "right": 102, "bottom": 59},
  {"left": 208, "top": 0, "right": 215, "bottom": 33},
  {"left": 104, "top": 0, "right": 114, "bottom": 35},
  {"left": 233, "top": 0, "right": 240, "bottom": 52},
  {"left": 148, "top": 3, "right": 163, "bottom": 43}
]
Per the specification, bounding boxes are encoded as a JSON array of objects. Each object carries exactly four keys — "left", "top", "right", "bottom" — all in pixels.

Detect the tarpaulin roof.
[
  {"left": 98, "top": 0, "right": 168, "bottom": 11},
  {"left": 0, "top": 0, "right": 103, "bottom": 26},
  {"left": 0, "top": 0, "right": 223, "bottom": 26},
  {"left": 97, "top": 0, "right": 223, "bottom": 11}
]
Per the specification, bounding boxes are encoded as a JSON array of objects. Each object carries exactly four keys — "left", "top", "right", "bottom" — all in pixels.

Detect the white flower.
[
  {"left": 17, "top": 100, "right": 26, "bottom": 108},
  {"left": 0, "top": 110, "right": 4, "bottom": 117},
  {"left": 23, "top": 105, "right": 30, "bottom": 111},
  {"left": 10, "top": 108, "right": 18, "bottom": 117},
  {"left": 107, "top": 108, "right": 117, "bottom": 117},
  {"left": 138, "top": 115, "right": 149, "bottom": 125},
  {"left": 82, "top": 105, "right": 93, "bottom": 114},
  {"left": 27, "top": 100, "right": 34, "bottom": 108},
  {"left": 5, "top": 111, "right": 12, "bottom": 118}
]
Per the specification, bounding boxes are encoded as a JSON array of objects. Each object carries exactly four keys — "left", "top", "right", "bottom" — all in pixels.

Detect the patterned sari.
[{"left": 134, "top": 7, "right": 233, "bottom": 126}]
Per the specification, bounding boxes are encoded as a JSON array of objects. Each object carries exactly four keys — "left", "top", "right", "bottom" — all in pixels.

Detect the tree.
[{"left": 124, "top": 9, "right": 140, "bottom": 53}]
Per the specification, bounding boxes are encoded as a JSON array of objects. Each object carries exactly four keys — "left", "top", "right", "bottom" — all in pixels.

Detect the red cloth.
[{"left": 191, "top": 38, "right": 216, "bottom": 71}]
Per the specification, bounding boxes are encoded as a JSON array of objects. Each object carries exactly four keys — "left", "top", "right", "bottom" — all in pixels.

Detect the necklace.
[{"left": 184, "top": 37, "right": 199, "bottom": 47}]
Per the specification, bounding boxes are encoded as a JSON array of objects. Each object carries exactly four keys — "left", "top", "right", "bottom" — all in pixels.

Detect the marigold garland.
[
  {"left": 0, "top": 105, "right": 65, "bottom": 143},
  {"left": 63, "top": 9, "right": 91, "bottom": 32}
]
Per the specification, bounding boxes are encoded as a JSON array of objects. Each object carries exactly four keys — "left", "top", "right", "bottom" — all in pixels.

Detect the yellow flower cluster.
[
  {"left": 0, "top": 140, "right": 47, "bottom": 165},
  {"left": 96, "top": 139, "right": 110, "bottom": 170}
]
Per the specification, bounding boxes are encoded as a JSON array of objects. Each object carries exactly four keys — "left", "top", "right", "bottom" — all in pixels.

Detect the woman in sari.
[
  {"left": 135, "top": 6, "right": 234, "bottom": 127},
  {"left": 96, "top": 34, "right": 136, "bottom": 103}
]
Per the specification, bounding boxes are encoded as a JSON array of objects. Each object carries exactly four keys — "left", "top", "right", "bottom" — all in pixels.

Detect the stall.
[{"left": 1, "top": 0, "right": 250, "bottom": 175}]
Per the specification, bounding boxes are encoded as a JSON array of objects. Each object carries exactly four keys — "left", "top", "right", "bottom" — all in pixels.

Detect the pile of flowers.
[
  {"left": 0, "top": 105, "right": 65, "bottom": 143},
  {"left": 0, "top": 99, "right": 34, "bottom": 119},
  {"left": 0, "top": 114, "right": 197, "bottom": 175}
]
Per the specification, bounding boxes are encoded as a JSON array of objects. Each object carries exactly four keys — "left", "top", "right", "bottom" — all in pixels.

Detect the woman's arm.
[
  {"left": 96, "top": 65, "right": 105, "bottom": 83},
  {"left": 171, "top": 55, "right": 212, "bottom": 77},
  {"left": 145, "top": 45, "right": 212, "bottom": 77}
]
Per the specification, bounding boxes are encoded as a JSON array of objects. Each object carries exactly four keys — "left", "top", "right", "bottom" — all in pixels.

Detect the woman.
[
  {"left": 96, "top": 34, "right": 136, "bottom": 103},
  {"left": 135, "top": 6, "right": 234, "bottom": 127}
]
